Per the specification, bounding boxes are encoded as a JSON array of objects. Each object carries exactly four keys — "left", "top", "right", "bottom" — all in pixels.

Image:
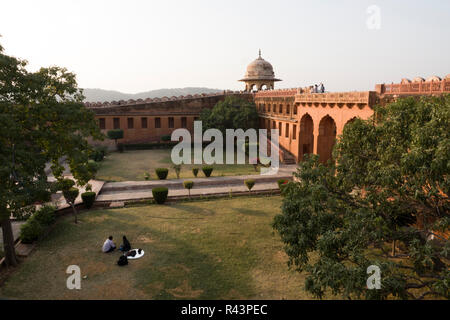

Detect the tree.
[
  {"left": 200, "top": 96, "right": 259, "bottom": 135},
  {"left": 107, "top": 129, "right": 124, "bottom": 149},
  {"left": 0, "top": 42, "right": 103, "bottom": 266},
  {"left": 273, "top": 95, "right": 449, "bottom": 300},
  {"left": 183, "top": 181, "right": 194, "bottom": 198},
  {"left": 59, "top": 179, "right": 80, "bottom": 224}
]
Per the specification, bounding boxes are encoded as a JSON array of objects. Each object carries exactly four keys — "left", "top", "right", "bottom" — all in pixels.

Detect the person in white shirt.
[{"left": 102, "top": 236, "right": 116, "bottom": 253}]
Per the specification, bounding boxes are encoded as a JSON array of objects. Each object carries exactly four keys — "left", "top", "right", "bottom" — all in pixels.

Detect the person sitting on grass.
[
  {"left": 119, "top": 235, "right": 131, "bottom": 252},
  {"left": 102, "top": 236, "right": 116, "bottom": 253}
]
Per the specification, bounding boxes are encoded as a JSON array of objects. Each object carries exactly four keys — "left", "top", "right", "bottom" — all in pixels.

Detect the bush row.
[
  {"left": 20, "top": 205, "right": 56, "bottom": 244},
  {"left": 147, "top": 166, "right": 214, "bottom": 180}
]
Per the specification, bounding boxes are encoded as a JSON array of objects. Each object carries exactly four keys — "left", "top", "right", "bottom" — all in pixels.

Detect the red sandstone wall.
[
  {"left": 88, "top": 93, "right": 251, "bottom": 145},
  {"left": 255, "top": 90, "right": 378, "bottom": 163}
]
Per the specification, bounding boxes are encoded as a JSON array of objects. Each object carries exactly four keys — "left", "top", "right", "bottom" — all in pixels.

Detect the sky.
[{"left": 1, "top": 0, "right": 449, "bottom": 93}]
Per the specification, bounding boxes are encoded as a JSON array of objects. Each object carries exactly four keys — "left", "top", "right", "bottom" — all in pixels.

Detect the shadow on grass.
[
  {"left": 232, "top": 207, "right": 268, "bottom": 217},
  {"left": 131, "top": 223, "right": 257, "bottom": 299}
]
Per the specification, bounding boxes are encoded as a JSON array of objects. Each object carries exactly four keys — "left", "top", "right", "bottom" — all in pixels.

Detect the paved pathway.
[
  {"left": 97, "top": 165, "right": 297, "bottom": 202},
  {"left": 0, "top": 221, "right": 25, "bottom": 246}
]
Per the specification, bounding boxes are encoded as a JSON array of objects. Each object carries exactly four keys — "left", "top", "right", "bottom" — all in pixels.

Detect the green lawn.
[
  {"left": 0, "top": 196, "right": 314, "bottom": 300},
  {"left": 95, "top": 149, "right": 260, "bottom": 182}
]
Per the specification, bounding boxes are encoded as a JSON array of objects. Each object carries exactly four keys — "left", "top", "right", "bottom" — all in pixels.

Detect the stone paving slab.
[
  {"left": 101, "top": 165, "right": 297, "bottom": 192},
  {"left": 50, "top": 178, "right": 105, "bottom": 210},
  {"left": 0, "top": 221, "right": 25, "bottom": 247},
  {"left": 97, "top": 182, "right": 280, "bottom": 202}
]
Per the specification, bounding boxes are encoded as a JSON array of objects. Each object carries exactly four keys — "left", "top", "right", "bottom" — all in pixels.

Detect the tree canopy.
[
  {"left": 0, "top": 42, "right": 103, "bottom": 266},
  {"left": 200, "top": 96, "right": 259, "bottom": 134},
  {"left": 273, "top": 95, "right": 449, "bottom": 299}
]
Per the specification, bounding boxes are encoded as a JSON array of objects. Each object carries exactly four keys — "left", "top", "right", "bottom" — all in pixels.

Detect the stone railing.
[
  {"left": 377, "top": 79, "right": 450, "bottom": 95},
  {"left": 254, "top": 89, "right": 298, "bottom": 98},
  {"left": 295, "top": 91, "right": 372, "bottom": 104}
]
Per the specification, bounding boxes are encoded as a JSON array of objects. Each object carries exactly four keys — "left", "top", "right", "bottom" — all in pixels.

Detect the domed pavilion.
[{"left": 239, "top": 50, "right": 281, "bottom": 92}]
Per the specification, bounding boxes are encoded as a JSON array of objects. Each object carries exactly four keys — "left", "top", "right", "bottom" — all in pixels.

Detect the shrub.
[
  {"left": 88, "top": 159, "right": 100, "bottom": 176},
  {"left": 63, "top": 187, "right": 79, "bottom": 205},
  {"left": 33, "top": 205, "right": 56, "bottom": 226},
  {"left": 58, "top": 178, "right": 75, "bottom": 191},
  {"left": 81, "top": 191, "right": 96, "bottom": 209},
  {"left": 161, "top": 134, "right": 171, "bottom": 142},
  {"left": 155, "top": 168, "right": 169, "bottom": 180},
  {"left": 277, "top": 179, "right": 289, "bottom": 190},
  {"left": 183, "top": 181, "right": 194, "bottom": 197},
  {"left": 192, "top": 168, "right": 199, "bottom": 177},
  {"left": 144, "top": 172, "right": 151, "bottom": 180},
  {"left": 202, "top": 166, "right": 213, "bottom": 177},
  {"left": 90, "top": 146, "right": 107, "bottom": 162},
  {"left": 152, "top": 187, "right": 169, "bottom": 204},
  {"left": 107, "top": 129, "right": 124, "bottom": 145},
  {"left": 172, "top": 164, "right": 181, "bottom": 179},
  {"left": 20, "top": 218, "right": 44, "bottom": 244},
  {"left": 244, "top": 179, "right": 255, "bottom": 191},
  {"left": 121, "top": 142, "right": 177, "bottom": 151}
]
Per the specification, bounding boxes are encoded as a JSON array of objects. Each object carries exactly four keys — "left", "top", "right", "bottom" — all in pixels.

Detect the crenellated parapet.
[
  {"left": 376, "top": 74, "right": 450, "bottom": 96},
  {"left": 84, "top": 91, "right": 249, "bottom": 109},
  {"left": 254, "top": 88, "right": 298, "bottom": 98}
]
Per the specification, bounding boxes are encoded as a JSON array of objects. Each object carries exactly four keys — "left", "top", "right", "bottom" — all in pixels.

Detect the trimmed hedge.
[
  {"left": 81, "top": 191, "right": 96, "bottom": 209},
  {"left": 20, "top": 219, "right": 44, "bottom": 244},
  {"left": 244, "top": 179, "right": 255, "bottom": 191},
  {"left": 63, "top": 187, "right": 79, "bottom": 205},
  {"left": 58, "top": 178, "right": 75, "bottom": 191},
  {"left": 107, "top": 129, "right": 124, "bottom": 141},
  {"left": 33, "top": 205, "right": 56, "bottom": 226},
  {"left": 20, "top": 205, "right": 56, "bottom": 244},
  {"left": 161, "top": 134, "right": 171, "bottom": 142},
  {"left": 202, "top": 166, "right": 213, "bottom": 177},
  {"left": 152, "top": 187, "right": 169, "bottom": 204},
  {"left": 123, "top": 142, "right": 177, "bottom": 150},
  {"left": 183, "top": 181, "right": 194, "bottom": 189},
  {"left": 183, "top": 180, "right": 194, "bottom": 197},
  {"left": 192, "top": 168, "right": 199, "bottom": 177},
  {"left": 155, "top": 168, "right": 169, "bottom": 180}
]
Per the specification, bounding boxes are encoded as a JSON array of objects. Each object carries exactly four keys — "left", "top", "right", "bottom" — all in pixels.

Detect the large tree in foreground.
[
  {"left": 0, "top": 42, "right": 103, "bottom": 266},
  {"left": 273, "top": 95, "right": 449, "bottom": 299}
]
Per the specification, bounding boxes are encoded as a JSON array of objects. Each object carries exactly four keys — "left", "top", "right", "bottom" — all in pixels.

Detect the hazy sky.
[{"left": 1, "top": 0, "right": 449, "bottom": 93}]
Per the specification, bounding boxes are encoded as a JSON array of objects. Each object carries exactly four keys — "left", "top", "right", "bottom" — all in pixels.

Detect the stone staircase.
[{"left": 266, "top": 135, "right": 297, "bottom": 165}]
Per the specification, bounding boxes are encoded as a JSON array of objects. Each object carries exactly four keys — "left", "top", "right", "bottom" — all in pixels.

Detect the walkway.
[{"left": 96, "top": 165, "right": 297, "bottom": 202}]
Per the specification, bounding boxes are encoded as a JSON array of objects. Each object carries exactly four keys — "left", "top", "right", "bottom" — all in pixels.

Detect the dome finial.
[{"left": 258, "top": 49, "right": 261, "bottom": 58}]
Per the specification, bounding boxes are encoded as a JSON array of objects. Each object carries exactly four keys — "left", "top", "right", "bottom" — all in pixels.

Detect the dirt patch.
[
  {"left": 274, "top": 250, "right": 288, "bottom": 263},
  {"left": 136, "top": 235, "right": 155, "bottom": 243},
  {"left": 167, "top": 280, "right": 203, "bottom": 299}
]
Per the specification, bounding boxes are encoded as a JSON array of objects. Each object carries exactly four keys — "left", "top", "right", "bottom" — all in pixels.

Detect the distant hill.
[{"left": 82, "top": 87, "right": 223, "bottom": 102}]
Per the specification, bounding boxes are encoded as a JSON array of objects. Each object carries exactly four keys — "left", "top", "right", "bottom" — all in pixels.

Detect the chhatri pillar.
[{"left": 239, "top": 50, "right": 282, "bottom": 92}]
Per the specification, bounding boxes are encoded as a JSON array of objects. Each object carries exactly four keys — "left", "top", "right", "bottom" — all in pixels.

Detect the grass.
[
  {"left": 0, "top": 196, "right": 314, "bottom": 300},
  {"left": 95, "top": 149, "right": 260, "bottom": 182}
]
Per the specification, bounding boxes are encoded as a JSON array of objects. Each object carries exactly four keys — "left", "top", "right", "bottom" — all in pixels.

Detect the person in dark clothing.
[{"left": 119, "top": 235, "right": 131, "bottom": 252}]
